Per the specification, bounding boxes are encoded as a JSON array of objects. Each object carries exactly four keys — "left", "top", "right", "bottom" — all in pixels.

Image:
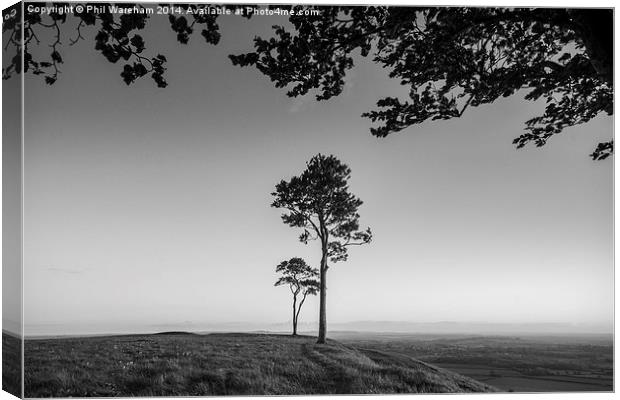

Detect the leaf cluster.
[
  {"left": 230, "top": 7, "right": 613, "bottom": 159},
  {"left": 230, "top": 6, "right": 387, "bottom": 100}
]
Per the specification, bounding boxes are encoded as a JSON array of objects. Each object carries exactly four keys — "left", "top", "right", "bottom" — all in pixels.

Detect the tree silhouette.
[
  {"left": 5, "top": 5, "right": 611, "bottom": 159},
  {"left": 229, "top": 7, "right": 613, "bottom": 160},
  {"left": 2, "top": 3, "right": 248, "bottom": 87},
  {"left": 271, "top": 154, "right": 372, "bottom": 344},
  {"left": 274, "top": 257, "right": 319, "bottom": 336}
]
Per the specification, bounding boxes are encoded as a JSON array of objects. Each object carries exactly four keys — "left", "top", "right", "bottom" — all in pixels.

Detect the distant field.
[
  {"left": 336, "top": 332, "right": 613, "bottom": 392},
  {"left": 23, "top": 332, "right": 495, "bottom": 397}
]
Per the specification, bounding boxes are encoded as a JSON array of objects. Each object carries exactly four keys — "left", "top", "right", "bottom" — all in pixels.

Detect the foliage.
[
  {"left": 4, "top": 5, "right": 611, "bottom": 157},
  {"left": 230, "top": 7, "right": 613, "bottom": 159},
  {"left": 275, "top": 257, "right": 319, "bottom": 295},
  {"left": 2, "top": 3, "right": 248, "bottom": 87},
  {"left": 275, "top": 257, "right": 319, "bottom": 335}
]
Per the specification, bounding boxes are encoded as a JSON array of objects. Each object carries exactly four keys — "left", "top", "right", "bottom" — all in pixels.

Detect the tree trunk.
[
  {"left": 317, "top": 238, "right": 328, "bottom": 344},
  {"left": 292, "top": 293, "right": 298, "bottom": 336},
  {"left": 295, "top": 293, "right": 307, "bottom": 337}
]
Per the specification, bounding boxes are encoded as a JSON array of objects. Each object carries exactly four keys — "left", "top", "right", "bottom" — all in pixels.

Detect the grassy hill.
[
  {"left": 24, "top": 332, "right": 497, "bottom": 397},
  {"left": 2, "top": 332, "right": 22, "bottom": 397}
]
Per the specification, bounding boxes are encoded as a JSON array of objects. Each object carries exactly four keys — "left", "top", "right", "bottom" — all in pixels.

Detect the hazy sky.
[{"left": 20, "top": 8, "right": 613, "bottom": 335}]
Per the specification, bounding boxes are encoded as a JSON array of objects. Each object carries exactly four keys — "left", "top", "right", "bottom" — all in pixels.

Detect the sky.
[{"left": 12, "top": 8, "right": 613, "bottom": 336}]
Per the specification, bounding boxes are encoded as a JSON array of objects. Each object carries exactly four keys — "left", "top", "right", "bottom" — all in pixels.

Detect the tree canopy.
[
  {"left": 272, "top": 154, "right": 371, "bottom": 343},
  {"left": 272, "top": 154, "right": 372, "bottom": 266},
  {"left": 229, "top": 7, "right": 613, "bottom": 160},
  {"left": 4, "top": 5, "right": 612, "bottom": 159}
]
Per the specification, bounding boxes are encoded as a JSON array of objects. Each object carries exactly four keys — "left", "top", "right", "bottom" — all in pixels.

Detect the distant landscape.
[
  {"left": 20, "top": 329, "right": 612, "bottom": 396},
  {"left": 335, "top": 331, "right": 613, "bottom": 392},
  {"left": 24, "top": 320, "right": 613, "bottom": 338}
]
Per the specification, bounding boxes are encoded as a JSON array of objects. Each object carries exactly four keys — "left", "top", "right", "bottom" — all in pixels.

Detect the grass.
[
  {"left": 2, "top": 332, "right": 22, "bottom": 397},
  {"left": 24, "top": 332, "right": 496, "bottom": 397}
]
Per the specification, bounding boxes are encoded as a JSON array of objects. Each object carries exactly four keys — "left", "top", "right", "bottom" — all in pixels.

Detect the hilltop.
[{"left": 23, "top": 332, "right": 497, "bottom": 396}]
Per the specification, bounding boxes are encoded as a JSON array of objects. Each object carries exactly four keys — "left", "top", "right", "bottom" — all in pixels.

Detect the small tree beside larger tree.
[
  {"left": 275, "top": 257, "right": 320, "bottom": 336},
  {"left": 271, "top": 154, "right": 372, "bottom": 344}
]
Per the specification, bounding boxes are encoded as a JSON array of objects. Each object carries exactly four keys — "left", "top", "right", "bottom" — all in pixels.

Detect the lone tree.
[
  {"left": 230, "top": 7, "right": 613, "bottom": 160},
  {"left": 271, "top": 154, "right": 372, "bottom": 343},
  {"left": 274, "top": 257, "right": 319, "bottom": 336}
]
